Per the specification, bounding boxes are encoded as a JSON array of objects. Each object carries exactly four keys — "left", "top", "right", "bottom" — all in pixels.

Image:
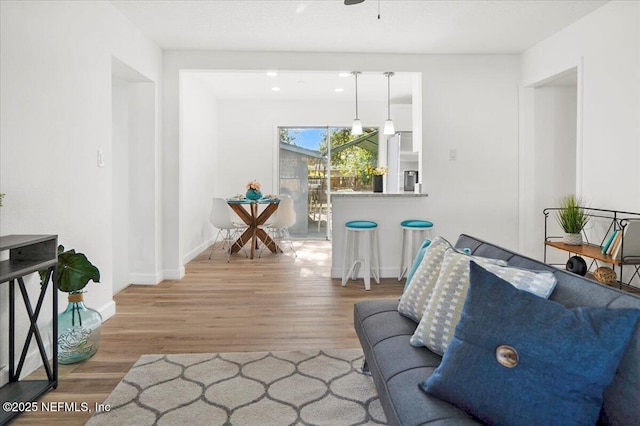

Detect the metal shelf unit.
[
  {"left": 0, "top": 235, "right": 58, "bottom": 425},
  {"left": 543, "top": 208, "right": 640, "bottom": 289}
]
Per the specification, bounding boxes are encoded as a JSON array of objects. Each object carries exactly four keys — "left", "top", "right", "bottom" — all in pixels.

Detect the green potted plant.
[
  {"left": 40, "top": 245, "right": 102, "bottom": 364},
  {"left": 556, "top": 195, "right": 589, "bottom": 245}
]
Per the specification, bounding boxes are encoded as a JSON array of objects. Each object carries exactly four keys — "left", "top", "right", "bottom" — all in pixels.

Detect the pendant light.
[
  {"left": 383, "top": 72, "right": 395, "bottom": 135},
  {"left": 351, "top": 71, "right": 363, "bottom": 136}
]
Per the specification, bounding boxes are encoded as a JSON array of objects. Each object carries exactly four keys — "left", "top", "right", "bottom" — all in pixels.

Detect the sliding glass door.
[{"left": 278, "top": 127, "right": 379, "bottom": 239}]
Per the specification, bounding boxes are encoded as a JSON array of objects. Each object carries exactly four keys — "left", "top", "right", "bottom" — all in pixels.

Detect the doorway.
[
  {"left": 111, "top": 57, "right": 158, "bottom": 293},
  {"left": 519, "top": 67, "right": 579, "bottom": 259}
]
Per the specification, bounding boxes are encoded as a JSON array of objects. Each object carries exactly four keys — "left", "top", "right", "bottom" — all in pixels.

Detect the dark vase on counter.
[{"left": 373, "top": 175, "right": 383, "bottom": 193}]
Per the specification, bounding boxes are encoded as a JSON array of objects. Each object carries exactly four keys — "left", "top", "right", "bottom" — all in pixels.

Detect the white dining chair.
[
  {"left": 265, "top": 195, "right": 297, "bottom": 258},
  {"left": 209, "top": 197, "right": 247, "bottom": 261}
]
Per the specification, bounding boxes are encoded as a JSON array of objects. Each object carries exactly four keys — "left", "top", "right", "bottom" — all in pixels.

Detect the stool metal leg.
[
  {"left": 398, "top": 228, "right": 407, "bottom": 280},
  {"left": 342, "top": 230, "right": 354, "bottom": 286},
  {"left": 372, "top": 229, "right": 380, "bottom": 284},
  {"left": 363, "top": 231, "right": 371, "bottom": 291},
  {"left": 398, "top": 228, "right": 407, "bottom": 281}
]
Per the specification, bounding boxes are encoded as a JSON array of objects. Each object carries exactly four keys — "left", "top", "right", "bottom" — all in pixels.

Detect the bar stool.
[
  {"left": 398, "top": 219, "right": 434, "bottom": 280},
  {"left": 342, "top": 220, "right": 380, "bottom": 291}
]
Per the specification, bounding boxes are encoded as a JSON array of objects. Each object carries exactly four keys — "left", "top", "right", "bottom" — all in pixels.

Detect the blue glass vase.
[
  {"left": 246, "top": 189, "right": 262, "bottom": 200},
  {"left": 57, "top": 292, "right": 102, "bottom": 364}
]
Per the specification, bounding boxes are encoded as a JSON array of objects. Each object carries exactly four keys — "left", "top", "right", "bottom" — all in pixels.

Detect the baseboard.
[
  {"left": 163, "top": 267, "right": 185, "bottom": 281},
  {"left": 183, "top": 239, "right": 214, "bottom": 264},
  {"left": 128, "top": 272, "right": 162, "bottom": 285},
  {"left": 96, "top": 299, "right": 117, "bottom": 321}
]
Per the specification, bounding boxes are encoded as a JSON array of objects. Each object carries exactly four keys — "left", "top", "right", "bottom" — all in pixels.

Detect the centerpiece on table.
[
  {"left": 246, "top": 180, "right": 263, "bottom": 200},
  {"left": 367, "top": 165, "right": 388, "bottom": 193}
]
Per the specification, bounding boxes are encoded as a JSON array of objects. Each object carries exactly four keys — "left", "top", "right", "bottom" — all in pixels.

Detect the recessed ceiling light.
[
  {"left": 266, "top": 71, "right": 278, "bottom": 77},
  {"left": 271, "top": 87, "right": 280, "bottom": 91},
  {"left": 335, "top": 88, "right": 344, "bottom": 92},
  {"left": 338, "top": 72, "right": 351, "bottom": 78}
]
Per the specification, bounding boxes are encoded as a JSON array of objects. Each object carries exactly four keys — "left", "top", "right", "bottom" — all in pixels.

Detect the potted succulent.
[
  {"left": 556, "top": 195, "right": 589, "bottom": 245},
  {"left": 40, "top": 245, "right": 102, "bottom": 364}
]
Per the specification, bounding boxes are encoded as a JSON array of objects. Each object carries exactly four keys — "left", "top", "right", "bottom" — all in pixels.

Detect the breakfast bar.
[{"left": 331, "top": 192, "right": 429, "bottom": 280}]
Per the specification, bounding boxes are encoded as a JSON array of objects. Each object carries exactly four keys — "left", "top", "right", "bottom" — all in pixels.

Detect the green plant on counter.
[{"left": 0, "top": 193, "right": 4, "bottom": 207}]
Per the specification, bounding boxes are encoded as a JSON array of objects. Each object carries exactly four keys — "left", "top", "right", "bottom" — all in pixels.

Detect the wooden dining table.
[{"left": 226, "top": 197, "right": 281, "bottom": 259}]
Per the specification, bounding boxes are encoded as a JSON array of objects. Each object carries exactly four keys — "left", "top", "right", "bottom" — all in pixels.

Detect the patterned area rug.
[{"left": 87, "top": 348, "right": 386, "bottom": 426}]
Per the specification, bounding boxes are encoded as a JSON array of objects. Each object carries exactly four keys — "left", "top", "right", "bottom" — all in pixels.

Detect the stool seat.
[
  {"left": 401, "top": 219, "right": 433, "bottom": 229},
  {"left": 346, "top": 220, "right": 378, "bottom": 229}
]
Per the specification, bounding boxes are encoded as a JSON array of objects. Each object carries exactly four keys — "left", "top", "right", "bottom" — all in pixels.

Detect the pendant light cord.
[
  {"left": 384, "top": 72, "right": 394, "bottom": 119},
  {"left": 387, "top": 73, "right": 390, "bottom": 119},
  {"left": 353, "top": 71, "right": 360, "bottom": 119}
]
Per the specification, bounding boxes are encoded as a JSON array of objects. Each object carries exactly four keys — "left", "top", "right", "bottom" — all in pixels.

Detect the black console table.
[{"left": 0, "top": 235, "right": 58, "bottom": 425}]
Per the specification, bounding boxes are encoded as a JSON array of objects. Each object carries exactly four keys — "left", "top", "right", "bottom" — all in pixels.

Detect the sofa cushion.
[
  {"left": 420, "top": 262, "right": 640, "bottom": 426},
  {"left": 410, "top": 248, "right": 554, "bottom": 354},
  {"left": 387, "top": 368, "right": 478, "bottom": 426}
]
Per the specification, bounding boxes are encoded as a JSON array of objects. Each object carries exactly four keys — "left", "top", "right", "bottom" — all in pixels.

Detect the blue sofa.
[{"left": 354, "top": 234, "right": 640, "bottom": 425}]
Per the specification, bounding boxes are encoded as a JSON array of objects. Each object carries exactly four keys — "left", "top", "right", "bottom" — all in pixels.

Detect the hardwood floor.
[{"left": 14, "top": 239, "right": 403, "bottom": 425}]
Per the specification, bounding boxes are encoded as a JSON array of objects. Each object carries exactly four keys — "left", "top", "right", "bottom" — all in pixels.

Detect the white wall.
[
  {"left": 164, "top": 52, "right": 521, "bottom": 269},
  {"left": 420, "top": 56, "right": 521, "bottom": 248},
  {"left": 181, "top": 73, "right": 219, "bottom": 263},
  {"left": 0, "top": 0, "right": 162, "bottom": 379},
  {"left": 521, "top": 1, "right": 640, "bottom": 212}
]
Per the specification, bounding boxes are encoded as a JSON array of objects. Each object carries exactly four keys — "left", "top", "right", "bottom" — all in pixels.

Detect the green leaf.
[{"left": 57, "top": 249, "right": 100, "bottom": 292}]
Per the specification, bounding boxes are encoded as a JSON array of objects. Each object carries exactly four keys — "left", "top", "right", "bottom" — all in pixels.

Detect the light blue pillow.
[
  {"left": 402, "top": 238, "right": 431, "bottom": 293},
  {"left": 420, "top": 261, "right": 640, "bottom": 426}
]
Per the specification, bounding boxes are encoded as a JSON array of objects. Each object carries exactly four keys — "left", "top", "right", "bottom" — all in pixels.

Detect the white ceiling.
[
  {"left": 111, "top": 0, "right": 606, "bottom": 102},
  {"left": 111, "top": 0, "right": 607, "bottom": 54},
  {"left": 186, "top": 70, "right": 417, "bottom": 103}
]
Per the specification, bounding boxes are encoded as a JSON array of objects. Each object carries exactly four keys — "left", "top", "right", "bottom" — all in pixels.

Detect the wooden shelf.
[{"left": 544, "top": 241, "right": 622, "bottom": 266}]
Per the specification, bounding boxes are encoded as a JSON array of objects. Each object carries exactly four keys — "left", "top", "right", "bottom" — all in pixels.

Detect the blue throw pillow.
[{"left": 420, "top": 261, "right": 640, "bottom": 426}]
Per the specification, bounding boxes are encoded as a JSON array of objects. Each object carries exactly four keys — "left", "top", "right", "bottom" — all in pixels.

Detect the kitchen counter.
[
  {"left": 331, "top": 192, "right": 430, "bottom": 281},
  {"left": 331, "top": 192, "right": 428, "bottom": 198}
]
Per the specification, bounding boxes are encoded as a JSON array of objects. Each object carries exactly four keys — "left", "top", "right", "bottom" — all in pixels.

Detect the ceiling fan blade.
[{"left": 344, "top": 0, "right": 365, "bottom": 5}]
